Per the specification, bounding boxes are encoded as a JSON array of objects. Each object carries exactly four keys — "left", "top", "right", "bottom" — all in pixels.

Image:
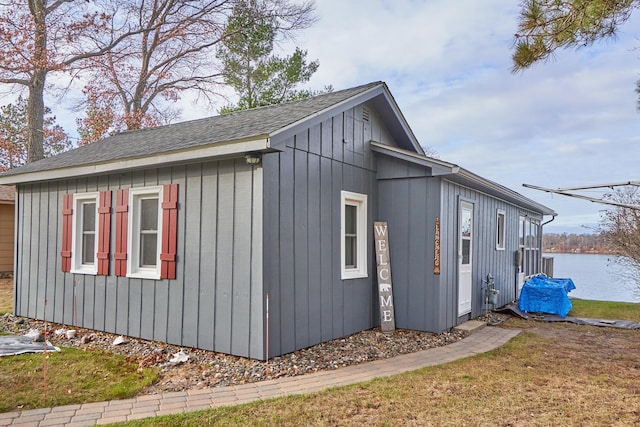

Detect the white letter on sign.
[
  {"left": 380, "top": 295, "right": 393, "bottom": 307},
  {"left": 374, "top": 221, "right": 395, "bottom": 332}
]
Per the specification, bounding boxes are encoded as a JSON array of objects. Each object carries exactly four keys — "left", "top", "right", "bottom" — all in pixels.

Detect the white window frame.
[
  {"left": 341, "top": 190, "right": 368, "bottom": 280},
  {"left": 127, "top": 186, "right": 163, "bottom": 280},
  {"left": 70, "top": 192, "right": 99, "bottom": 275},
  {"left": 496, "top": 209, "right": 506, "bottom": 251}
]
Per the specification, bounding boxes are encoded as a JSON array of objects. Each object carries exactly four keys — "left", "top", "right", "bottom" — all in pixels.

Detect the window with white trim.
[
  {"left": 127, "top": 186, "right": 163, "bottom": 279},
  {"left": 496, "top": 209, "right": 506, "bottom": 250},
  {"left": 341, "top": 191, "right": 368, "bottom": 279},
  {"left": 70, "top": 192, "right": 99, "bottom": 274}
]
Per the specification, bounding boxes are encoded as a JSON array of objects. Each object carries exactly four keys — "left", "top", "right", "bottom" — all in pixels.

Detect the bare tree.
[
  {"left": 1, "top": 1, "right": 316, "bottom": 158},
  {"left": 77, "top": 0, "right": 316, "bottom": 141},
  {"left": 599, "top": 185, "right": 640, "bottom": 289},
  {"left": 0, "top": 0, "right": 153, "bottom": 162}
]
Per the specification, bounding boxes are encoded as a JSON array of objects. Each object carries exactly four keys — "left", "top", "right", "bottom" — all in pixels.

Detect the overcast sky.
[
  {"left": 47, "top": 0, "right": 640, "bottom": 233},
  {"left": 294, "top": 0, "right": 640, "bottom": 233}
]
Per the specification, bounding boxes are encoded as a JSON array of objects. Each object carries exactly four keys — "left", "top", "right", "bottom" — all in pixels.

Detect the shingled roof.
[{"left": 0, "top": 82, "right": 390, "bottom": 183}]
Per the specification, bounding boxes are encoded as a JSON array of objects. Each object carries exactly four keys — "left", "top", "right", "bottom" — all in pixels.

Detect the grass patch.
[
  {"left": 0, "top": 278, "right": 12, "bottom": 315},
  {"left": 569, "top": 298, "right": 640, "bottom": 320},
  {"left": 119, "top": 301, "right": 640, "bottom": 427},
  {"left": 0, "top": 347, "right": 157, "bottom": 413},
  {"left": 120, "top": 322, "right": 640, "bottom": 426}
]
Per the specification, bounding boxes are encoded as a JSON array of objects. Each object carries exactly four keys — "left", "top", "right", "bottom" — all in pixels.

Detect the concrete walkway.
[{"left": 0, "top": 326, "right": 520, "bottom": 427}]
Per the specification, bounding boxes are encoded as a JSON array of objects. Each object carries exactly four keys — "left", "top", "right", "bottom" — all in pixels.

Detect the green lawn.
[
  {"left": 0, "top": 347, "right": 157, "bottom": 413},
  {"left": 117, "top": 300, "right": 640, "bottom": 427},
  {"left": 570, "top": 297, "right": 640, "bottom": 320}
]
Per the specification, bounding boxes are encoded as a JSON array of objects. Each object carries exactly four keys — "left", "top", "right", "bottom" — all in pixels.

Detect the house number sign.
[
  {"left": 374, "top": 221, "right": 395, "bottom": 332},
  {"left": 434, "top": 217, "right": 441, "bottom": 275}
]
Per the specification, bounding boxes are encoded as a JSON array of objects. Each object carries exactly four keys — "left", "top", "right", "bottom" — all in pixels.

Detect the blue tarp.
[{"left": 518, "top": 274, "right": 576, "bottom": 317}]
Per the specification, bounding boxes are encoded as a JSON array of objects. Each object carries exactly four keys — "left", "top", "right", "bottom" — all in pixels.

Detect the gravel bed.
[{"left": 0, "top": 313, "right": 498, "bottom": 395}]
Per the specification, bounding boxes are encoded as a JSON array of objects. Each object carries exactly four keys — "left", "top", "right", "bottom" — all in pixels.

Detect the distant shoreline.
[{"left": 543, "top": 250, "right": 618, "bottom": 255}]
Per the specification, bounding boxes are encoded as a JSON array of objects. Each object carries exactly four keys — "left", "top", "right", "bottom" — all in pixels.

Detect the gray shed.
[{"left": 0, "top": 82, "right": 554, "bottom": 360}]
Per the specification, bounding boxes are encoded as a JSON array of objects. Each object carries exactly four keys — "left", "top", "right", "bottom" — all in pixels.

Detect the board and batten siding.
[
  {"left": 376, "top": 174, "right": 442, "bottom": 333},
  {"left": 439, "top": 179, "right": 543, "bottom": 328},
  {"left": 0, "top": 202, "right": 14, "bottom": 273},
  {"left": 263, "top": 105, "right": 382, "bottom": 358},
  {"left": 13, "top": 159, "right": 264, "bottom": 359}
]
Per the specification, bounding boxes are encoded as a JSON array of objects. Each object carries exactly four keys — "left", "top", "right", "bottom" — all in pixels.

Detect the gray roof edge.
[
  {"left": 377, "top": 85, "right": 424, "bottom": 155},
  {"left": 269, "top": 82, "right": 423, "bottom": 153},
  {"left": 269, "top": 83, "right": 387, "bottom": 142},
  {"left": 370, "top": 141, "right": 553, "bottom": 214},
  {"left": 453, "top": 168, "right": 556, "bottom": 215},
  {"left": 369, "top": 141, "right": 458, "bottom": 174}
]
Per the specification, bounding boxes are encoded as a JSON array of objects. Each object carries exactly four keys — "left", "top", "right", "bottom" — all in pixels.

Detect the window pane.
[
  {"left": 140, "top": 198, "right": 158, "bottom": 231},
  {"left": 345, "top": 236, "right": 357, "bottom": 268},
  {"left": 83, "top": 202, "right": 96, "bottom": 232},
  {"left": 462, "top": 239, "right": 471, "bottom": 264},
  {"left": 461, "top": 209, "right": 472, "bottom": 237},
  {"left": 345, "top": 204, "right": 358, "bottom": 269},
  {"left": 82, "top": 234, "right": 95, "bottom": 264},
  {"left": 140, "top": 233, "right": 157, "bottom": 267},
  {"left": 497, "top": 213, "right": 505, "bottom": 248},
  {"left": 345, "top": 205, "right": 356, "bottom": 234}
]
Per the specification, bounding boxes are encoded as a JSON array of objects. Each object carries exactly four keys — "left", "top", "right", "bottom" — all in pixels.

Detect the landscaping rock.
[
  {"left": 112, "top": 335, "right": 129, "bottom": 346},
  {"left": 0, "top": 314, "right": 470, "bottom": 395}
]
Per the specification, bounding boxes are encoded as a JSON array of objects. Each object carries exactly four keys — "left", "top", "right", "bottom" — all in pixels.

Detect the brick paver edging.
[{"left": 1, "top": 326, "right": 520, "bottom": 427}]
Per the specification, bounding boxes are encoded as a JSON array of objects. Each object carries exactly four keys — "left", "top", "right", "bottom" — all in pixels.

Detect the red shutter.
[
  {"left": 160, "top": 183, "right": 178, "bottom": 279},
  {"left": 114, "top": 189, "right": 129, "bottom": 277},
  {"left": 60, "top": 194, "right": 73, "bottom": 272},
  {"left": 97, "top": 190, "right": 112, "bottom": 275}
]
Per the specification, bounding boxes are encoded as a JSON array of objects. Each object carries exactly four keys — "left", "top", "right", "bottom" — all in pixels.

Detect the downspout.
[
  {"left": 542, "top": 214, "right": 557, "bottom": 227},
  {"left": 540, "top": 214, "right": 557, "bottom": 276}
]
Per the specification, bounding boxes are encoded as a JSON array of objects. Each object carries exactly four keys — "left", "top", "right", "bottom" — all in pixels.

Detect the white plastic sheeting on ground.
[{"left": 0, "top": 335, "right": 61, "bottom": 357}]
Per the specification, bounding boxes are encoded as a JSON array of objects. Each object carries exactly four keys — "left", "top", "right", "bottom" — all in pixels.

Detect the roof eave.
[
  {"left": 369, "top": 141, "right": 459, "bottom": 175},
  {"left": 270, "top": 83, "right": 424, "bottom": 154},
  {"left": 0, "top": 137, "right": 271, "bottom": 185},
  {"left": 452, "top": 168, "right": 556, "bottom": 216}
]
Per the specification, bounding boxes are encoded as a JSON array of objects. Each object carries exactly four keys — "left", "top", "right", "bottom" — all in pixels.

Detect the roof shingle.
[{"left": 0, "top": 82, "right": 383, "bottom": 178}]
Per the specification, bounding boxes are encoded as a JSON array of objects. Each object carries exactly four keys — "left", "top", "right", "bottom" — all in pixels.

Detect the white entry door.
[{"left": 458, "top": 201, "right": 473, "bottom": 316}]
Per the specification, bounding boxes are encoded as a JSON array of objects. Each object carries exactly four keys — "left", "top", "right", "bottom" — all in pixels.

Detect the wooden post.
[{"left": 374, "top": 222, "right": 395, "bottom": 332}]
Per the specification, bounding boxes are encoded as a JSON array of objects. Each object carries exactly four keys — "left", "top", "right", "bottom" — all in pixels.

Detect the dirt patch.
[
  {"left": 503, "top": 317, "right": 640, "bottom": 371},
  {"left": 0, "top": 278, "right": 12, "bottom": 314}
]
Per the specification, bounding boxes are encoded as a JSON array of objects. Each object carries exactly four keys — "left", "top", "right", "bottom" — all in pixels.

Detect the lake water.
[{"left": 543, "top": 253, "right": 640, "bottom": 303}]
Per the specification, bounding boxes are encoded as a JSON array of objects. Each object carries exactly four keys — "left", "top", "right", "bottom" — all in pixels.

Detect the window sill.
[
  {"left": 341, "top": 270, "right": 368, "bottom": 280},
  {"left": 127, "top": 269, "right": 161, "bottom": 280},
  {"left": 70, "top": 267, "right": 97, "bottom": 275}
]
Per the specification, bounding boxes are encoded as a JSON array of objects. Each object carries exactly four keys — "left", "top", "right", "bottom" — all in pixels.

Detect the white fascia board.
[{"left": 0, "top": 138, "right": 270, "bottom": 184}]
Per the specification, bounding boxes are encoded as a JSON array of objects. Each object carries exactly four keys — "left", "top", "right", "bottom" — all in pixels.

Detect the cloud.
[{"left": 29, "top": 0, "right": 640, "bottom": 231}]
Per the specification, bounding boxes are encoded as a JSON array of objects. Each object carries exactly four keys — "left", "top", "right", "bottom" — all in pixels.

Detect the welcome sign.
[{"left": 374, "top": 221, "right": 395, "bottom": 332}]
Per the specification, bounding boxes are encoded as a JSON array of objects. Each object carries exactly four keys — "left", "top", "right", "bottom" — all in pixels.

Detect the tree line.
[
  {"left": 542, "top": 232, "right": 615, "bottom": 254},
  {"left": 0, "top": 0, "right": 322, "bottom": 171}
]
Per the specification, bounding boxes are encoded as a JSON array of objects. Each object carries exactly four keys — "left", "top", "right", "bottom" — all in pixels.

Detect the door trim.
[{"left": 458, "top": 199, "right": 473, "bottom": 316}]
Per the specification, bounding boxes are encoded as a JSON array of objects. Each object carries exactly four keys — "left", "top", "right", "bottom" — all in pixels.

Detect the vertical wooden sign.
[
  {"left": 374, "top": 221, "right": 395, "bottom": 332},
  {"left": 434, "top": 217, "right": 441, "bottom": 275}
]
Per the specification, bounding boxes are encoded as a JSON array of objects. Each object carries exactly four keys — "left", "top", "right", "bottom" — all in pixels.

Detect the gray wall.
[
  {"left": 14, "top": 159, "right": 264, "bottom": 359},
  {"left": 377, "top": 172, "right": 545, "bottom": 334},
  {"left": 439, "top": 179, "right": 543, "bottom": 327},
  {"left": 263, "top": 104, "right": 384, "bottom": 358},
  {"left": 377, "top": 174, "right": 443, "bottom": 333}
]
